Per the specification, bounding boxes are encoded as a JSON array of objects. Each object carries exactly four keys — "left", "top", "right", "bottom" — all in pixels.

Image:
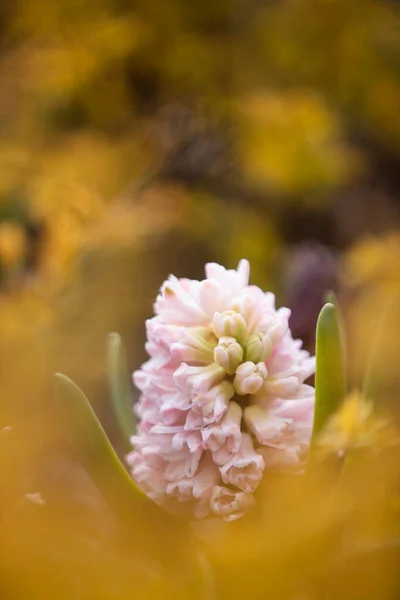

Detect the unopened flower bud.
[
  {"left": 212, "top": 310, "right": 247, "bottom": 340},
  {"left": 234, "top": 361, "right": 267, "bottom": 395},
  {"left": 244, "top": 332, "right": 272, "bottom": 363},
  {"left": 214, "top": 336, "right": 244, "bottom": 374}
]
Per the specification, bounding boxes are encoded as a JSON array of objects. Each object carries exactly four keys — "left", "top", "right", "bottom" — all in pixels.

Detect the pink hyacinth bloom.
[{"left": 127, "top": 260, "right": 315, "bottom": 520}]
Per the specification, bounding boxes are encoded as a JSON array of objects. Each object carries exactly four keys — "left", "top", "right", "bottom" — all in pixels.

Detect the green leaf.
[
  {"left": 324, "top": 290, "right": 347, "bottom": 364},
  {"left": 309, "top": 302, "right": 347, "bottom": 452},
  {"left": 54, "top": 373, "right": 190, "bottom": 567},
  {"left": 54, "top": 373, "right": 150, "bottom": 516},
  {"left": 107, "top": 332, "right": 137, "bottom": 448}
]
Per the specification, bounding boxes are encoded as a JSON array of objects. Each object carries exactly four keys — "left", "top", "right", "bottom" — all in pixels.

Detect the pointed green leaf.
[
  {"left": 324, "top": 290, "right": 347, "bottom": 364},
  {"left": 107, "top": 332, "right": 137, "bottom": 447},
  {"left": 54, "top": 373, "right": 152, "bottom": 516},
  {"left": 54, "top": 374, "right": 192, "bottom": 567},
  {"left": 309, "top": 302, "right": 347, "bottom": 451}
]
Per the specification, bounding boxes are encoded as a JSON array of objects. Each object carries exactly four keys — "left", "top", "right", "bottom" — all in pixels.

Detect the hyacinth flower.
[
  {"left": 52, "top": 265, "right": 392, "bottom": 520},
  {"left": 126, "top": 260, "right": 316, "bottom": 520},
  {"left": 52, "top": 265, "right": 376, "bottom": 528}
]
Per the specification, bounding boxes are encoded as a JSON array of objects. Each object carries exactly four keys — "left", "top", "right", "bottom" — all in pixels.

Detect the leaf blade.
[
  {"left": 107, "top": 332, "right": 137, "bottom": 448},
  {"left": 54, "top": 373, "right": 149, "bottom": 515},
  {"left": 309, "top": 302, "right": 347, "bottom": 453},
  {"left": 54, "top": 373, "right": 189, "bottom": 567}
]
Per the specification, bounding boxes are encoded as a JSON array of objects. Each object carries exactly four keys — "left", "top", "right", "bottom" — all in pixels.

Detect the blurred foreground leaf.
[
  {"left": 54, "top": 373, "right": 150, "bottom": 516},
  {"left": 54, "top": 373, "right": 201, "bottom": 582},
  {"left": 309, "top": 302, "right": 347, "bottom": 456},
  {"left": 107, "top": 332, "right": 136, "bottom": 448}
]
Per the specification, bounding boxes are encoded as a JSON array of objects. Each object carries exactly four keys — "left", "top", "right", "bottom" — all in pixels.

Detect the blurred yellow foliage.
[
  {"left": 237, "top": 91, "right": 358, "bottom": 195},
  {"left": 344, "top": 234, "right": 400, "bottom": 396},
  {"left": 0, "top": 221, "right": 27, "bottom": 268},
  {"left": 316, "top": 391, "right": 400, "bottom": 457},
  {"left": 345, "top": 232, "right": 400, "bottom": 294},
  {"left": 0, "top": 0, "right": 396, "bottom": 297}
]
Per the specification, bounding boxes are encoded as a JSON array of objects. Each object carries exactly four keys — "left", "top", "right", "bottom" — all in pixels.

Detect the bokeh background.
[{"left": 1, "top": 0, "right": 400, "bottom": 598}]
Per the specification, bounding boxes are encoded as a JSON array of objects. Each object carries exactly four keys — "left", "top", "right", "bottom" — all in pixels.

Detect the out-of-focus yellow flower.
[
  {"left": 0, "top": 222, "right": 27, "bottom": 268},
  {"left": 316, "top": 391, "right": 400, "bottom": 457}
]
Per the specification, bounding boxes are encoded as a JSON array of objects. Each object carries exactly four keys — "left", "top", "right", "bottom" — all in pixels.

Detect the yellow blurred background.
[{"left": 0, "top": 0, "right": 400, "bottom": 598}]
